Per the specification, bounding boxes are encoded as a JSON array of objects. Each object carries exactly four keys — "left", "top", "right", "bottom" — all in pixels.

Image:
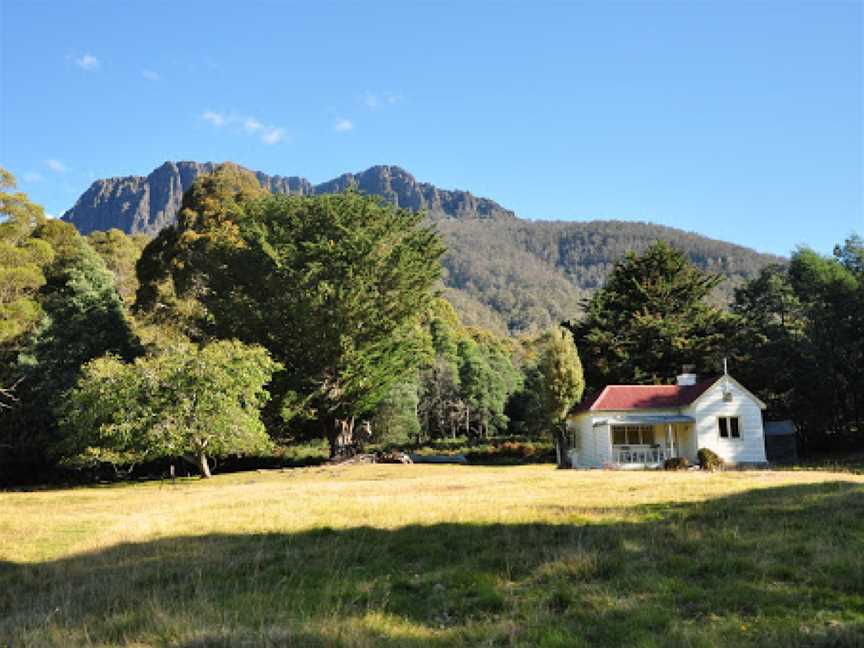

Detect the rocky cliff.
[{"left": 62, "top": 161, "right": 515, "bottom": 235}]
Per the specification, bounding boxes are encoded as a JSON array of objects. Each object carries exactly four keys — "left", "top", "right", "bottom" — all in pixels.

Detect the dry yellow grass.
[{"left": 2, "top": 465, "right": 863, "bottom": 646}]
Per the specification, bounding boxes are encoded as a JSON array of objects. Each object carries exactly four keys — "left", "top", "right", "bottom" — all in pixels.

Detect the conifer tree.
[{"left": 568, "top": 241, "right": 728, "bottom": 386}]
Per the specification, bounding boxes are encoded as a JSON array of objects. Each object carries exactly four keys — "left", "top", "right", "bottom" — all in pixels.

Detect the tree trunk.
[
  {"left": 554, "top": 424, "right": 570, "bottom": 469},
  {"left": 328, "top": 417, "right": 356, "bottom": 458},
  {"left": 197, "top": 451, "right": 212, "bottom": 478}
]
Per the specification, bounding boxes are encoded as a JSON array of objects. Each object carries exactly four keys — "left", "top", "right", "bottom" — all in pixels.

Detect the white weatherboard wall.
[
  {"left": 567, "top": 416, "right": 615, "bottom": 467},
  {"left": 686, "top": 380, "right": 767, "bottom": 464},
  {"left": 567, "top": 416, "right": 596, "bottom": 467}
]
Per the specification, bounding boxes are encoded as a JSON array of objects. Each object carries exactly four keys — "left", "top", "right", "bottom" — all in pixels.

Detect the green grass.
[{"left": 1, "top": 466, "right": 863, "bottom": 646}]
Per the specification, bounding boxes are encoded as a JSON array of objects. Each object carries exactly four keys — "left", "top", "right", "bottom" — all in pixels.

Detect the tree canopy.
[
  {"left": 732, "top": 237, "right": 863, "bottom": 449},
  {"left": 568, "top": 241, "right": 730, "bottom": 386}
]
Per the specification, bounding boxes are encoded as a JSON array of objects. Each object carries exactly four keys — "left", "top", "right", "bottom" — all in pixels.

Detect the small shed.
[{"left": 764, "top": 420, "right": 798, "bottom": 464}]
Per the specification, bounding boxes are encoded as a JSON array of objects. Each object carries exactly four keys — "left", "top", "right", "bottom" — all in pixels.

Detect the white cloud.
[
  {"left": 202, "top": 110, "right": 227, "bottom": 126},
  {"left": 243, "top": 117, "right": 263, "bottom": 133},
  {"left": 260, "top": 127, "right": 286, "bottom": 145},
  {"left": 201, "top": 111, "right": 287, "bottom": 145},
  {"left": 333, "top": 118, "right": 354, "bottom": 133},
  {"left": 141, "top": 69, "right": 161, "bottom": 81},
  {"left": 22, "top": 171, "right": 44, "bottom": 183},
  {"left": 46, "top": 159, "right": 67, "bottom": 173},
  {"left": 364, "top": 92, "right": 380, "bottom": 110},
  {"left": 364, "top": 91, "right": 403, "bottom": 110},
  {"left": 75, "top": 53, "right": 100, "bottom": 71}
]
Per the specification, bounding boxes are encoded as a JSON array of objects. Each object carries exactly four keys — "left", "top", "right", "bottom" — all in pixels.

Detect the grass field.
[{"left": 2, "top": 465, "right": 863, "bottom": 647}]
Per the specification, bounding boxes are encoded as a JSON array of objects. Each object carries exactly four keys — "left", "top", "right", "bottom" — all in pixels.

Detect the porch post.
[
  {"left": 667, "top": 423, "right": 673, "bottom": 458},
  {"left": 603, "top": 422, "right": 612, "bottom": 465}
]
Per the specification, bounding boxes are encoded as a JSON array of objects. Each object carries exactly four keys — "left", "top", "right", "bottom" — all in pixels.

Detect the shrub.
[
  {"left": 664, "top": 457, "right": 689, "bottom": 471},
  {"left": 697, "top": 448, "right": 724, "bottom": 471}
]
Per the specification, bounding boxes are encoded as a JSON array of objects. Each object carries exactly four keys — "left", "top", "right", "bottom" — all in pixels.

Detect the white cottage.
[{"left": 567, "top": 371, "right": 768, "bottom": 468}]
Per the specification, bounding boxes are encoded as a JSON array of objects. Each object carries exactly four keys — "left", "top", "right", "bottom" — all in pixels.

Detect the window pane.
[
  {"left": 642, "top": 426, "right": 654, "bottom": 444},
  {"left": 612, "top": 427, "right": 626, "bottom": 445},
  {"left": 627, "top": 428, "right": 641, "bottom": 444},
  {"left": 719, "top": 417, "right": 729, "bottom": 438},
  {"left": 730, "top": 418, "right": 740, "bottom": 438}
]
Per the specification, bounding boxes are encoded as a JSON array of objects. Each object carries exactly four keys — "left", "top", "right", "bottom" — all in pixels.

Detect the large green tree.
[
  {"left": 136, "top": 165, "right": 445, "bottom": 456},
  {"left": 568, "top": 241, "right": 729, "bottom": 386},
  {"left": 60, "top": 340, "right": 279, "bottom": 477}
]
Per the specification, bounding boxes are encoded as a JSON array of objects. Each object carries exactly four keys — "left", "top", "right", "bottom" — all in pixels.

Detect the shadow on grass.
[{"left": 2, "top": 482, "right": 863, "bottom": 647}]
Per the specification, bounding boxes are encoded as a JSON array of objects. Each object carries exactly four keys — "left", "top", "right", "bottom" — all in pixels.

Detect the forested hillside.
[
  {"left": 62, "top": 161, "right": 782, "bottom": 333},
  {"left": 437, "top": 219, "right": 782, "bottom": 332}
]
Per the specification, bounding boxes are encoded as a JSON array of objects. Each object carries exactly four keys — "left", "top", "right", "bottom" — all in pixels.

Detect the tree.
[
  {"left": 416, "top": 299, "right": 465, "bottom": 441},
  {"left": 568, "top": 241, "right": 729, "bottom": 386},
  {"left": 537, "top": 327, "right": 584, "bottom": 467},
  {"left": 87, "top": 229, "right": 149, "bottom": 305},
  {"left": 731, "top": 236, "right": 864, "bottom": 451},
  {"left": 452, "top": 334, "right": 520, "bottom": 439},
  {"left": 19, "top": 229, "right": 140, "bottom": 399},
  {"left": 0, "top": 168, "right": 53, "bottom": 410},
  {"left": 730, "top": 264, "right": 803, "bottom": 421},
  {"left": 505, "top": 364, "right": 547, "bottom": 438},
  {"left": 4, "top": 223, "right": 141, "bottom": 466},
  {"left": 60, "top": 341, "right": 280, "bottom": 478},
  {"left": 787, "top": 241, "right": 863, "bottom": 448},
  {"left": 418, "top": 357, "right": 463, "bottom": 440},
  {"left": 372, "top": 380, "right": 421, "bottom": 445},
  {"left": 135, "top": 165, "right": 445, "bottom": 456}
]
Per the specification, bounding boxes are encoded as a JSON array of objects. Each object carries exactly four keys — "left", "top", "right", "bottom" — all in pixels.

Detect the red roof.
[{"left": 574, "top": 377, "right": 718, "bottom": 413}]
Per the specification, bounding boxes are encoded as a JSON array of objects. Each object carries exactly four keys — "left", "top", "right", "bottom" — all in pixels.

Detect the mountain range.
[{"left": 61, "top": 161, "right": 782, "bottom": 334}]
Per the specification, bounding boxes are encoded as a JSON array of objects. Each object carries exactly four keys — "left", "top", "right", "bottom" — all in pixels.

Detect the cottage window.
[
  {"left": 718, "top": 416, "right": 740, "bottom": 439},
  {"left": 612, "top": 424, "right": 653, "bottom": 445}
]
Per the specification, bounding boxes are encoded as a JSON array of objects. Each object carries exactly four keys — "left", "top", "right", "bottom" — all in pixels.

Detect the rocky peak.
[{"left": 62, "top": 162, "right": 516, "bottom": 235}]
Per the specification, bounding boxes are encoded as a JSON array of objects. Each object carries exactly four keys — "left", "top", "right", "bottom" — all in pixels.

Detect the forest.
[{"left": 1, "top": 164, "right": 861, "bottom": 484}]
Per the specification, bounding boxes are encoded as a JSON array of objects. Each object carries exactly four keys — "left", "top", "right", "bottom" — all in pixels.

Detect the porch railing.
[{"left": 613, "top": 446, "right": 668, "bottom": 465}]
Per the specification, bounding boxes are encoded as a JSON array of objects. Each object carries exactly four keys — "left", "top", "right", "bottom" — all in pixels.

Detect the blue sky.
[{"left": 1, "top": 1, "right": 861, "bottom": 256}]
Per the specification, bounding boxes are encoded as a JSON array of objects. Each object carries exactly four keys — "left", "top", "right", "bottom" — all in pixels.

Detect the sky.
[{"left": 1, "top": 1, "right": 861, "bottom": 256}]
